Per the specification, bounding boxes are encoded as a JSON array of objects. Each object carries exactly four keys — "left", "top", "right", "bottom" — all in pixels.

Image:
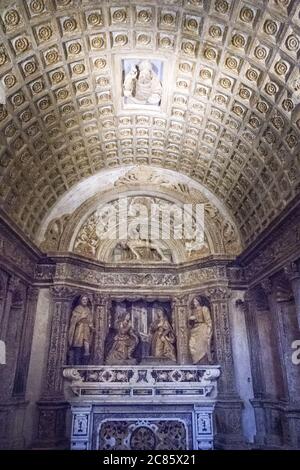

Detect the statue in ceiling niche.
[
  {"left": 105, "top": 311, "right": 139, "bottom": 364},
  {"left": 188, "top": 297, "right": 213, "bottom": 364},
  {"left": 68, "top": 295, "right": 94, "bottom": 365},
  {"left": 123, "top": 60, "right": 162, "bottom": 105},
  {"left": 149, "top": 308, "right": 176, "bottom": 362}
]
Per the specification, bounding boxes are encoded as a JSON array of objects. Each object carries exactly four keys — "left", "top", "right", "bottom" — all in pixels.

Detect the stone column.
[
  {"left": 92, "top": 294, "right": 109, "bottom": 364},
  {"left": 207, "top": 286, "right": 244, "bottom": 449},
  {"left": 13, "top": 286, "right": 39, "bottom": 396},
  {"left": 0, "top": 269, "right": 9, "bottom": 334},
  {"left": 242, "top": 290, "right": 266, "bottom": 398},
  {"left": 261, "top": 278, "right": 290, "bottom": 401},
  {"left": 261, "top": 276, "right": 300, "bottom": 448},
  {"left": 172, "top": 295, "right": 189, "bottom": 364},
  {"left": 36, "top": 286, "right": 75, "bottom": 448},
  {"left": 284, "top": 261, "right": 300, "bottom": 330},
  {"left": 230, "top": 292, "right": 256, "bottom": 444},
  {"left": 0, "top": 275, "right": 19, "bottom": 340}
]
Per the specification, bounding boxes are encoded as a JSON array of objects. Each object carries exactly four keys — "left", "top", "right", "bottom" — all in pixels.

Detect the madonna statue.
[
  {"left": 188, "top": 297, "right": 213, "bottom": 364},
  {"left": 150, "top": 308, "right": 176, "bottom": 361},
  {"left": 105, "top": 312, "right": 139, "bottom": 364}
]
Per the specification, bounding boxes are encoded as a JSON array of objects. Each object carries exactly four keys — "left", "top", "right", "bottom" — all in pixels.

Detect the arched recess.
[{"left": 40, "top": 186, "right": 241, "bottom": 263}]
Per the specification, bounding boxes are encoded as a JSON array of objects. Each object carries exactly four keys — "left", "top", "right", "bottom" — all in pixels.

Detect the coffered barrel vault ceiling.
[{"left": 0, "top": 0, "right": 299, "bottom": 248}]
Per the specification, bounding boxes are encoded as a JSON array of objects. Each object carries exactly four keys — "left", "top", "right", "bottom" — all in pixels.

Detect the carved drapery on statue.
[
  {"left": 188, "top": 297, "right": 213, "bottom": 365},
  {"left": 105, "top": 312, "right": 139, "bottom": 364},
  {"left": 123, "top": 59, "right": 163, "bottom": 106},
  {"left": 68, "top": 295, "right": 94, "bottom": 365},
  {"left": 149, "top": 308, "right": 176, "bottom": 362}
]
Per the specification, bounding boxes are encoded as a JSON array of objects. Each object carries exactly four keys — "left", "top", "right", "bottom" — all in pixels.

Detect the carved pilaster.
[
  {"left": 92, "top": 294, "right": 109, "bottom": 364},
  {"left": 0, "top": 275, "right": 19, "bottom": 338},
  {"left": 207, "top": 287, "right": 236, "bottom": 395},
  {"left": 13, "top": 286, "right": 39, "bottom": 396},
  {"left": 42, "top": 286, "right": 75, "bottom": 399},
  {"left": 284, "top": 261, "right": 300, "bottom": 329},
  {"left": 238, "top": 291, "right": 265, "bottom": 400},
  {"left": 172, "top": 295, "right": 189, "bottom": 364},
  {"left": 36, "top": 286, "right": 75, "bottom": 448},
  {"left": 261, "top": 278, "right": 290, "bottom": 401}
]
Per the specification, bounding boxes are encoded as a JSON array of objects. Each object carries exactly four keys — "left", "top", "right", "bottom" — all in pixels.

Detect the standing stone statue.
[
  {"left": 188, "top": 297, "right": 213, "bottom": 364},
  {"left": 68, "top": 295, "right": 94, "bottom": 365},
  {"left": 150, "top": 308, "right": 176, "bottom": 361}
]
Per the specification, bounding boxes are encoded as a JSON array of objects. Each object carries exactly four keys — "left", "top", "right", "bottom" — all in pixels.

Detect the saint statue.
[
  {"left": 105, "top": 312, "right": 139, "bottom": 364},
  {"left": 150, "top": 308, "right": 176, "bottom": 361},
  {"left": 188, "top": 298, "right": 213, "bottom": 364},
  {"left": 123, "top": 60, "right": 162, "bottom": 105},
  {"left": 68, "top": 295, "right": 94, "bottom": 365}
]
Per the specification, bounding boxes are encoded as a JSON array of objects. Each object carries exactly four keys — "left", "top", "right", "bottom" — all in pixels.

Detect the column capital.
[
  {"left": 284, "top": 261, "right": 300, "bottom": 282},
  {"left": 260, "top": 278, "right": 272, "bottom": 296},
  {"left": 235, "top": 298, "right": 247, "bottom": 312},
  {"left": 7, "top": 275, "right": 20, "bottom": 293},
  {"left": 207, "top": 286, "right": 229, "bottom": 302},
  {"left": 50, "top": 285, "right": 76, "bottom": 301},
  {"left": 27, "top": 286, "right": 39, "bottom": 302},
  {"left": 93, "top": 293, "right": 109, "bottom": 306},
  {"left": 172, "top": 294, "right": 189, "bottom": 308}
]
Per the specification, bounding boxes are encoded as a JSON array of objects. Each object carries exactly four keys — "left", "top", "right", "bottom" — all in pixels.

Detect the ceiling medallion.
[
  {"left": 246, "top": 68, "right": 258, "bottom": 81},
  {"left": 3, "top": 73, "right": 16, "bottom": 88},
  {"left": 263, "top": 20, "right": 278, "bottom": 36},
  {"left": 254, "top": 45, "right": 267, "bottom": 60},
  {"left": 204, "top": 47, "right": 217, "bottom": 61},
  {"left": 30, "top": 1, "right": 45, "bottom": 14},
  {"left": 63, "top": 18, "right": 77, "bottom": 32},
  {"left": 4, "top": 9, "right": 20, "bottom": 27},
  {"left": 225, "top": 56, "right": 238, "bottom": 70},
  {"left": 215, "top": 0, "right": 229, "bottom": 14},
  {"left": 94, "top": 58, "right": 106, "bottom": 70},
  {"left": 14, "top": 37, "right": 30, "bottom": 53},
  {"left": 239, "top": 7, "right": 254, "bottom": 23},
  {"left": 112, "top": 9, "right": 127, "bottom": 23},
  {"left": 209, "top": 25, "right": 222, "bottom": 38},
  {"left": 87, "top": 13, "right": 102, "bottom": 27},
  {"left": 45, "top": 49, "right": 59, "bottom": 64},
  {"left": 137, "top": 9, "right": 152, "bottom": 23},
  {"left": 286, "top": 34, "right": 299, "bottom": 51},
  {"left": 274, "top": 61, "right": 288, "bottom": 76},
  {"left": 185, "top": 17, "right": 198, "bottom": 32}
]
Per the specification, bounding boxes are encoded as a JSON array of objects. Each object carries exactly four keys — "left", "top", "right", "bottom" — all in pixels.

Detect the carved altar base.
[{"left": 63, "top": 365, "right": 220, "bottom": 450}]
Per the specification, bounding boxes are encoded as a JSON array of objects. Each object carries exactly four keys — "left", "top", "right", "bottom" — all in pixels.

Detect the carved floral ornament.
[{"left": 0, "top": 0, "right": 299, "bottom": 248}]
